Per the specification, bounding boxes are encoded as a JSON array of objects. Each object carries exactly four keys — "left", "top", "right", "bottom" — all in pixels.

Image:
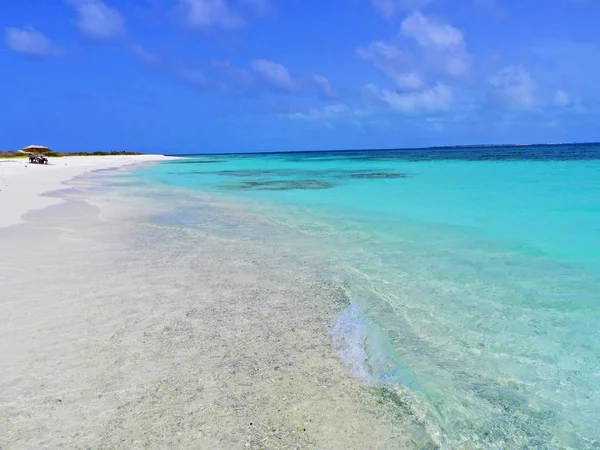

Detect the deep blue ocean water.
[{"left": 134, "top": 144, "right": 600, "bottom": 448}]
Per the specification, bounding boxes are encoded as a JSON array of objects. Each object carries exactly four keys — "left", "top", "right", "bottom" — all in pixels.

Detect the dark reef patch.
[
  {"left": 190, "top": 167, "right": 414, "bottom": 191},
  {"left": 205, "top": 169, "right": 299, "bottom": 177},
  {"left": 223, "top": 179, "right": 337, "bottom": 191},
  {"left": 195, "top": 169, "right": 414, "bottom": 181},
  {"left": 171, "top": 159, "right": 229, "bottom": 165},
  {"left": 348, "top": 172, "right": 413, "bottom": 180}
]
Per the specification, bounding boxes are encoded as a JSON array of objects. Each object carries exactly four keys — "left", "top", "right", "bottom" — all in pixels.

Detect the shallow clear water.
[{"left": 135, "top": 145, "right": 600, "bottom": 448}]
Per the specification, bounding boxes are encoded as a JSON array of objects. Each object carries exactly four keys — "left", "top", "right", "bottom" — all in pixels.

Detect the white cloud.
[
  {"left": 393, "top": 72, "right": 424, "bottom": 90},
  {"left": 356, "top": 41, "right": 423, "bottom": 90},
  {"left": 357, "top": 12, "right": 469, "bottom": 90},
  {"left": 488, "top": 65, "right": 536, "bottom": 109},
  {"left": 368, "top": 82, "right": 453, "bottom": 113},
  {"left": 178, "top": 0, "right": 244, "bottom": 29},
  {"left": 372, "top": 0, "right": 432, "bottom": 19},
  {"left": 313, "top": 75, "right": 337, "bottom": 98},
  {"left": 67, "top": 0, "right": 125, "bottom": 41},
  {"left": 402, "top": 11, "right": 463, "bottom": 48},
  {"left": 554, "top": 90, "right": 571, "bottom": 107},
  {"left": 401, "top": 11, "right": 470, "bottom": 77},
  {"left": 251, "top": 59, "right": 297, "bottom": 92},
  {"left": 4, "top": 26, "right": 62, "bottom": 57}
]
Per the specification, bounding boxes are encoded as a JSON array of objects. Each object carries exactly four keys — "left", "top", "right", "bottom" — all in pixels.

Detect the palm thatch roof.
[{"left": 19, "top": 145, "right": 52, "bottom": 154}]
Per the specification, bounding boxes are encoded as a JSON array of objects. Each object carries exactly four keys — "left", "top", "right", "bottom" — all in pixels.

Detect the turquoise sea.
[{"left": 134, "top": 144, "right": 600, "bottom": 448}]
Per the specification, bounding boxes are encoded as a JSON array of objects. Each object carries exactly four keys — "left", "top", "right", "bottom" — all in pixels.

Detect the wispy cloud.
[
  {"left": 180, "top": 67, "right": 208, "bottom": 86},
  {"left": 177, "top": 0, "right": 244, "bottom": 30},
  {"left": 372, "top": 0, "right": 503, "bottom": 19},
  {"left": 4, "top": 26, "right": 63, "bottom": 57},
  {"left": 284, "top": 104, "right": 373, "bottom": 126},
  {"left": 554, "top": 90, "right": 572, "bottom": 107},
  {"left": 145, "top": 55, "right": 336, "bottom": 101},
  {"left": 357, "top": 40, "right": 422, "bottom": 90},
  {"left": 401, "top": 11, "right": 470, "bottom": 78},
  {"left": 402, "top": 11, "right": 463, "bottom": 49},
  {"left": 372, "top": 0, "right": 433, "bottom": 19},
  {"left": 213, "top": 60, "right": 255, "bottom": 92},
  {"left": 356, "top": 12, "right": 467, "bottom": 117},
  {"left": 357, "top": 11, "right": 469, "bottom": 99},
  {"left": 394, "top": 72, "right": 424, "bottom": 90},
  {"left": 251, "top": 59, "right": 298, "bottom": 92},
  {"left": 288, "top": 104, "right": 352, "bottom": 120},
  {"left": 176, "top": 0, "right": 268, "bottom": 30},
  {"left": 313, "top": 75, "right": 337, "bottom": 98},
  {"left": 130, "top": 44, "right": 159, "bottom": 65},
  {"left": 66, "top": 0, "right": 126, "bottom": 41},
  {"left": 366, "top": 82, "right": 453, "bottom": 113},
  {"left": 487, "top": 65, "right": 536, "bottom": 109}
]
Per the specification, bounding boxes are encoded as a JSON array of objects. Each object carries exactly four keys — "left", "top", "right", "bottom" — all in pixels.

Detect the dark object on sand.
[
  {"left": 28, "top": 154, "right": 48, "bottom": 164},
  {"left": 19, "top": 145, "right": 51, "bottom": 164}
]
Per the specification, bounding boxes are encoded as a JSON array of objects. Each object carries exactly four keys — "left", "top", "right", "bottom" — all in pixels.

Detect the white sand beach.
[{"left": 0, "top": 155, "right": 173, "bottom": 228}]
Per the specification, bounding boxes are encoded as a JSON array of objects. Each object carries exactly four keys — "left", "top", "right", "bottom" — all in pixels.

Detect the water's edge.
[{"left": 0, "top": 163, "right": 438, "bottom": 448}]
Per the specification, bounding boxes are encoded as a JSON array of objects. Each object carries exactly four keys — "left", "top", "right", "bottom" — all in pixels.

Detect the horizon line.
[{"left": 168, "top": 141, "right": 600, "bottom": 157}]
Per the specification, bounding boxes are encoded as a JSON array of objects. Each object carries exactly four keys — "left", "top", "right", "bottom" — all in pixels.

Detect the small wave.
[
  {"left": 330, "top": 300, "right": 418, "bottom": 388},
  {"left": 330, "top": 302, "right": 371, "bottom": 382}
]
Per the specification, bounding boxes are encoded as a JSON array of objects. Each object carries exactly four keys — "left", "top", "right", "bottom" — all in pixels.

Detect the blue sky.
[{"left": 1, "top": 0, "right": 599, "bottom": 153}]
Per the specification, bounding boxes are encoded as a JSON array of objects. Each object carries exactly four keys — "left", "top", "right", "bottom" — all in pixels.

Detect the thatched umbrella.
[{"left": 18, "top": 145, "right": 52, "bottom": 155}]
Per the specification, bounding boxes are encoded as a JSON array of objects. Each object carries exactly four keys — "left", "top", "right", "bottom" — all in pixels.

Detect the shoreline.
[
  {"left": 0, "top": 162, "right": 428, "bottom": 448},
  {"left": 0, "top": 155, "right": 176, "bottom": 228}
]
